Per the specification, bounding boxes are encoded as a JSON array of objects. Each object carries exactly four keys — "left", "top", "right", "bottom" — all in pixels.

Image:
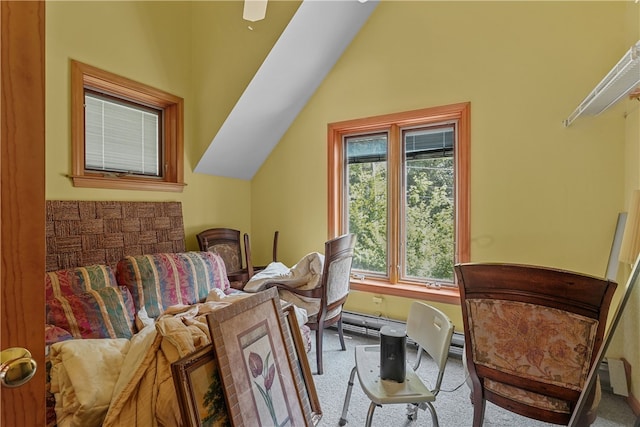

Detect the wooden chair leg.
[
  {"left": 316, "top": 319, "right": 345, "bottom": 375},
  {"left": 316, "top": 324, "right": 324, "bottom": 375},
  {"left": 337, "top": 317, "right": 346, "bottom": 351},
  {"left": 472, "top": 395, "right": 486, "bottom": 427}
]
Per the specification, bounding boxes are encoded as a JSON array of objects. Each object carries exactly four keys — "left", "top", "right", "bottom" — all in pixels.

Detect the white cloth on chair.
[{"left": 243, "top": 252, "right": 324, "bottom": 318}]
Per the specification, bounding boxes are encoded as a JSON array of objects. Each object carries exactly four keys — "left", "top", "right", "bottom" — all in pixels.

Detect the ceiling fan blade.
[{"left": 243, "top": 0, "right": 268, "bottom": 22}]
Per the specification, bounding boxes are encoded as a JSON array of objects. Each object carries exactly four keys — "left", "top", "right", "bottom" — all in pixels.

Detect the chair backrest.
[
  {"left": 318, "top": 233, "right": 356, "bottom": 321},
  {"left": 406, "top": 301, "right": 454, "bottom": 393},
  {"left": 196, "top": 228, "right": 243, "bottom": 274},
  {"left": 455, "top": 262, "right": 617, "bottom": 425},
  {"left": 272, "top": 230, "right": 279, "bottom": 263},
  {"left": 407, "top": 301, "right": 454, "bottom": 372},
  {"left": 243, "top": 231, "right": 279, "bottom": 278}
]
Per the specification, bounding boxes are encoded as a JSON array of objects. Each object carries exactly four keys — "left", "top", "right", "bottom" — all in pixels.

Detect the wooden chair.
[
  {"left": 196, "top": 228, "right": 248, "bottom": 287},
  {"left": 243, "top": 230, "right": 279, "bottom": 278},
  {"left": 454, "top": 263, "right": 617, "bottom": 426},
  {"left": 266, "top": 233, "right": 356, "bottom": 374},
  {"left": 197, "top": 228, "right": 279, "bottom": 288}
]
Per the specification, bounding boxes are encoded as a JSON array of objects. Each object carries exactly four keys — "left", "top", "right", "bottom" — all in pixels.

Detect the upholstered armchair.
[
  {"left": 266, "top": 234, "right": 356, "bottom": 374},
  {"left": 455, "top": 263, "right": 617, "bottom": 426},
  {"left": 197, "top": 228, "right": 278, "bottom": 288}
]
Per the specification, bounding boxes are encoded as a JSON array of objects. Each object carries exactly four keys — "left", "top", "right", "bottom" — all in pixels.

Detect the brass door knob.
[{"left": 0, "top": 347, "right": 37, "bottom": 388}]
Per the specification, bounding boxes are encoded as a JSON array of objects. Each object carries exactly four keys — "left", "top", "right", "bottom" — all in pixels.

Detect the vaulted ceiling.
[{"left": 194, "top": 0, "right": 379, "bottom": 180}]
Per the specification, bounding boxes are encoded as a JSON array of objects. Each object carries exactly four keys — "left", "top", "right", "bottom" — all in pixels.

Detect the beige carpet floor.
[{"left": 306, "top": 328, "right": 637, "bottom": 427}]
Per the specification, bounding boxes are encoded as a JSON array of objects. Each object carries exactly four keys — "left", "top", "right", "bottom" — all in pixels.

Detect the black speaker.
[{"left": 379, "top": 325, "right": 406, "bottom": 382}]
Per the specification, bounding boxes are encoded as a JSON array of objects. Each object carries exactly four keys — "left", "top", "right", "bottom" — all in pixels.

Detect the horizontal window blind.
[
  {"left": 404, "top": 126, "right": 454, "bottom": 160},
  {"left": 85, "top": 92, "right": 161, "bottom": 176}
]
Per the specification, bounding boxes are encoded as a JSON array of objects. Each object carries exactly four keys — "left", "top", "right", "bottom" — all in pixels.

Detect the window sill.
[
  {"left": 71, "top": 175, "right": 185, "bottom": 192},
  {"left": 350, "top": 278, "right": 460, "bottom": 306}
]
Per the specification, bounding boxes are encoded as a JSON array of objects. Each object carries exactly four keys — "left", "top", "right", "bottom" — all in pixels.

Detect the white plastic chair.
[{"left": 339, "top": 301, "right": 455, "bottom": 427}]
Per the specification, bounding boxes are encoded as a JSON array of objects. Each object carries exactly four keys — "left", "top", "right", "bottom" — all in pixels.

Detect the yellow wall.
[
  {"left": 46, "top": 1, "right": 254, "bottom": 250},
  {"left": 252, "top": 1, "right": 629, "bottom": 329},
  {"left": 189, "top": 1, "right": 300, "bottom": 165},
  {"left": 46, "top": 0, "right": 639, "bottom": 405},
  {"left": 605, "top": 0, "right": 640, "bottom": 406}
]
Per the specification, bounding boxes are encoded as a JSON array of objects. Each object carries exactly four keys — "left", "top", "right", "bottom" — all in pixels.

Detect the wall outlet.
[{"left": 372, "top": 296, "right": 383, "bottom": 305}]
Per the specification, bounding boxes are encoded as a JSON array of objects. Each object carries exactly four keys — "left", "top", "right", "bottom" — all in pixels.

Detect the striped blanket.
[{"left": 49, "top": 299, "right": 244, "bottom": 427}]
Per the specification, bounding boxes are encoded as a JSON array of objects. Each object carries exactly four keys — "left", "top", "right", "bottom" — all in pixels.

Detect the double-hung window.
[
  {"left": 71, "top": 60, "right": 184, "bottom": 192},
  {"left": 328, "top": 103, "right": 470, "bottom": 298}
]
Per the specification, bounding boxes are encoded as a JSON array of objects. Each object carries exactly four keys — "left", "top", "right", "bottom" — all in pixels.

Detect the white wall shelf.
[{"left": 564, "top": 40, "right": 640, "bottom": 127}]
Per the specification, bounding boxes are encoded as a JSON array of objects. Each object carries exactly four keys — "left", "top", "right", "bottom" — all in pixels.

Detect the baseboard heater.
[
  {"left": 336, "top": 310, "right": 613, "bottom": 391},
  {"left": 336, "top": 310, "right": 465, "bottom": 358}
]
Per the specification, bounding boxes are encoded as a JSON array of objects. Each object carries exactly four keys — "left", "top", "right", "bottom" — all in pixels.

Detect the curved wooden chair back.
[
  {"left": 196, "top": 228, "right": 244, "bottom": 275},
  {"left": 455, "top": 263, "right": 617, "bottom": 426},
  {"left": 244, "top": 230, "right": 279, "bottom": 278},
  {"left": 197, "top": 228, "right": 280, "bottom": 287},
  {"left": 264, "top": 233, "right": 356, "bottom": 374},
  {"left": 312, "top": 233, "right": 356, "bottom": 374}
]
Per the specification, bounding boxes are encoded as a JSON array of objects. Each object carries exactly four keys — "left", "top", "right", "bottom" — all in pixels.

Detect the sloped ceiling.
[{"left": 194, "top": 0, "right": 379, "bottom": 180}]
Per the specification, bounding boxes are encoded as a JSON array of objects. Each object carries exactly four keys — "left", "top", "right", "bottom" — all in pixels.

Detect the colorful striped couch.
[{"left": 44, "top": 251, "right": 311, "bottom": 427}]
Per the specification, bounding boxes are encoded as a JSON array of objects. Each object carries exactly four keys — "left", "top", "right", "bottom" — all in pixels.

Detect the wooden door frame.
[{"left": 1, "top": 1, "right": 46, "bottom": 425}]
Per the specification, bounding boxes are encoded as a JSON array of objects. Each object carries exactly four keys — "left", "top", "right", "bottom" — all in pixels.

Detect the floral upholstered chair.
[
  {"left": 197, "top": 228, "right": 279, "bottom": 289},
  {"left": 197, "top": 228, "right": 247, "bottom": 288},
  {"left": 265, "top": 233, "right": 356, "bottom": 375},
  {"left": 455, "top": 263, "right": 617, "bottom": 426}
]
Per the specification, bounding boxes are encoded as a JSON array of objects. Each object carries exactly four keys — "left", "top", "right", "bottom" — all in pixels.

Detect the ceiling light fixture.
[{"left": 244, "top": 0, "right": 268, "bottom": 22}]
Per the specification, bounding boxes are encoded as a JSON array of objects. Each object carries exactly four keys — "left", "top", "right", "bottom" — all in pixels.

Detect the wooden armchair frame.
[
  {"left": 455, "top": 263, "right": 617, "bottom": 426},
  {"left": 266, "top": 233, "right": 356, "bottom": 374},
  {"left": 244, "top": 230, "right": 279, "bottom": 278},
  {"left": 197, "top": 228, "right": 278, "bottom": 288},
  {"left": 196, "top": 228, "right": 247, "bottom": 287}
]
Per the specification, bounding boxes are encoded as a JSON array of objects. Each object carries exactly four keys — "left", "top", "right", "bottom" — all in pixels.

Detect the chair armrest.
[
  {"left": 227, "top": 271, "right": 249, "bottom": 290},
  {"left": 265, "top": 282, "right": 323, "bottom": 299}
]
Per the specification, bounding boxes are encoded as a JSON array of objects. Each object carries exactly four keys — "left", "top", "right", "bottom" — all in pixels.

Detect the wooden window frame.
[
  {"left": 70, "top": 60, "right": 185, "bottom": 192},
  {"left": 328, "top": 102, "right": 470, "bottom": 304}
]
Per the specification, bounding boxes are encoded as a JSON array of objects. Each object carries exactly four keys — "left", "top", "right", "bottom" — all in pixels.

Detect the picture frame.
[
  {"left": 171, "top": 344, "right": 231, "bottom": 427},
  {"left": 206, "top": 288, "right": 313, "bottom": 426},
  {"left": 282, "top": 303, "right": 322, "bottom": 425}
]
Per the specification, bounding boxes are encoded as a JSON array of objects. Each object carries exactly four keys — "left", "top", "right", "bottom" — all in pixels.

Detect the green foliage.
[
  {"left": 405, "top": 157, "right": 454, "bottom": 281},
  {"left": 202, "top": 367, "right": 230, "bottom": 426},
  {"left": 348, "top": 156, "right": 454, "bottom": 282},
  {"left": 348, "top": 162, "right": 387, "bottom": 273}
]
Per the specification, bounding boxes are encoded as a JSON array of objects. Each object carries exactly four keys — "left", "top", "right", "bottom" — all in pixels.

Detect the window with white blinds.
[
  {"left": 71, "top": 60, "right": 185, "bottom": 192},
  {"left": 85, "top": 92, "right": 162, "bottom": 176}
]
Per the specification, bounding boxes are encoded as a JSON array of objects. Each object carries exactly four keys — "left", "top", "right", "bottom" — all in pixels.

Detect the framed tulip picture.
[{"left": 206, "top": 288, "right": 312, "bottom": 426}]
